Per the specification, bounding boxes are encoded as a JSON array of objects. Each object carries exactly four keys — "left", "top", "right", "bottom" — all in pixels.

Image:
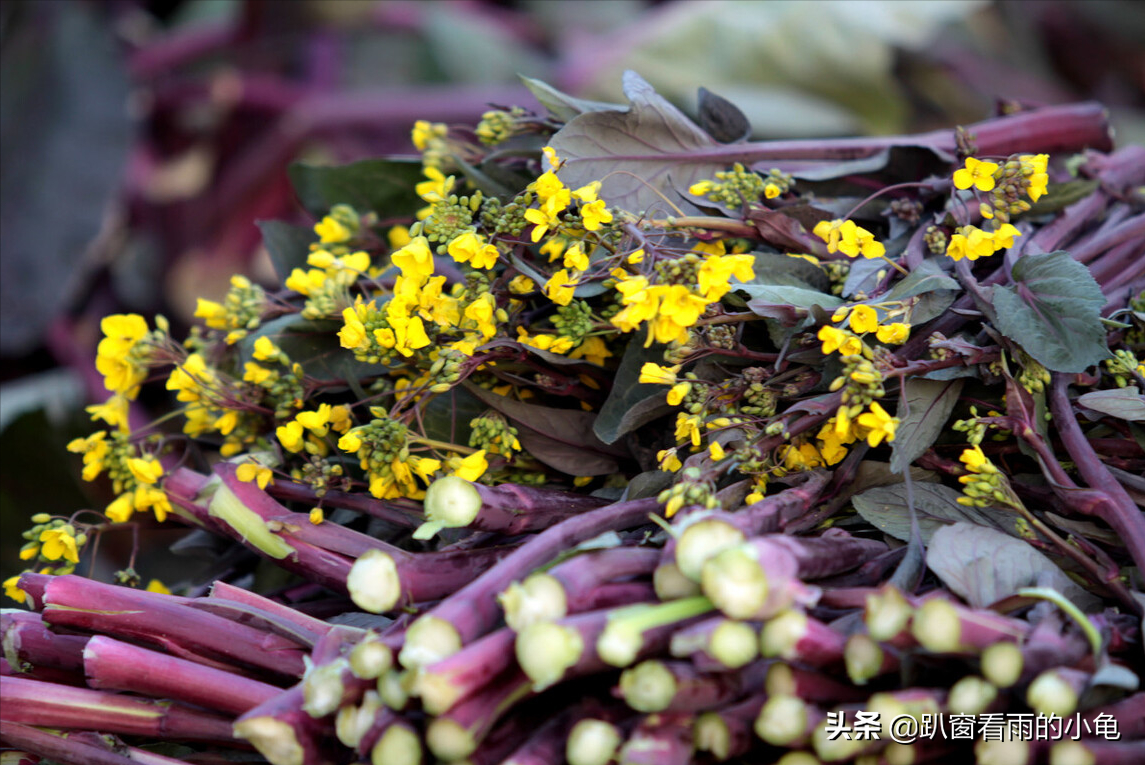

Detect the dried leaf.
[{"left": 593, "top": 330, "right": 675, "bottom": 445}]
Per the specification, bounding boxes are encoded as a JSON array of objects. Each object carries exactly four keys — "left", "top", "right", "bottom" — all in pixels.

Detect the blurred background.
[{"left": 2, "top": 0, "right": 1143, "bottom": 591}]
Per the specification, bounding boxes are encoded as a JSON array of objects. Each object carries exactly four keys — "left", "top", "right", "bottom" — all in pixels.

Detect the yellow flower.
[
  {"left": 309, "top": 508, "right": 324, "bottom": 525},
  {"left": 946, "top": 226, "right": 995, "bottom": 262},
  {"left": 533, "top": 170, "right": 567, "bottom": 202},
  {"left": 4, "top": 574, "right": 26, "bottom": 604},
  {"left": 338, "top": 431, "right": 363, "bottom": 453},
  {"left": 856, "top": 402, "right": 898, "bottom": 447},
  {"left": 563, "top": 243, "right": 589, "bottom": 272},
  {"left": 243, "top": 362, "right": 275, "bottom": 385},
  {"left": 836, "top": 220, "right": 885, "bottom": 259},
  {"left": 68, "top": 431, "right": 109, "bottom": 482},
  {"left": 781, "top": 441, "right": 824, "bottom": 471},
  {"left": 194, "top": 299, "right": 228, "bottom": 329},
  {"left": 524, "top": 206, "right": 561, "bottom": 242},
  {"left": 1021, "top": 154, "right": 1049, "bottom": 202},
  {"left": 959, "top": 444, "right": 995, "bottom": 473},
  {"left": 277, "top": 421, "right": 306, "bottom": 453},
  {"left": 39, "top": 527, "right": 80, "bottom": 564},
  {"left": 764, "top": 183, "right": 781, "bottom": 199},
  {"left": 389, "top": 225, "right": 412, "bottom": 249},
  {"left": 991, "top": 223, "right": 1022, "bottom": 251},
  {"left": 697, "top": 254, "right": 755, "bottom": 300},
  {"left": 627, "top": 249, "right": 645, "bottom": 264},
  {"left": 508, "top": 275, "right": 536, "bottom": 295},
  {"left": 849, "top": 305, "right": 879, "bottom": 334},
  {"left": 338, "top": 303, "right": 370, "bottom": 350},
  {"left": 86, "top": 395, "right": 130, "bottom": 433},
  {"left": 236, "top": 461, "right": 274, "bottom": 489},
  {"left": 314, "top": 215, "right": 351, "bottom": 244},
  {"left": 544, "top": 269, "right": 577, "bottom": 306},
  {"left": 875, "top": 323, "right": 910, "bottom": 345},
  {"left": 411, "top": 120, "right": 444, "bottom": 151},
  {"left": 689, "top": 180, "right": 715, "bottom": 196},
  {"left": 452, "top": 450, "right": 488, "bottom": 481},
  {"left": 572, "top": 181, "right": 600, "bottom": 203},
  {"left": 146, "top": 579, "right": 171, "bottom": 594},
  {"left": 128, "top": 456, "right": 164, "bottom": 486},
  {"left": 813, "top": 219, "right": 845, "bottom": 252},
  {"left": 252, "top": 336, "right": 281, "bottom": 362},
  {"left": 391, "top": 236, "right": 436, "bottom": 282},
  {"left": 667, "top": 382, "right": 691, "bottom": 407},
  {"left": 953, "top": 157, "right": 999, "bottom": 192},
  {"left": 284, "top": 268, "right": 326, "bottom": 296},
  {"left": 657, "top": 448, "right": 683, "bottom": 472},
  {"left": 96, "top": 314, "right": 150, "bottom": 398},
  {"left": 675, "top": 413, "right": 703, "bottom": 447},
  {"left": 581, "top": 199, "right": 612, "bottom": 231},
  {"left": 658, "top": 285, "right": 709, "bottom": 328},
  {"left": 568, "top": 336, "right": 613, "bottom": 366},
  {"left": 639, "top": 363, "right": 681, "bottom": 385},
  {"left": 166, "top": 354, "right": 215, "bottom": 403},
  {"left": 709, "top": 442, "right": 726, "bottom": 461},
  {"left": 448, "top": 231, "right": 499, "bottom": 270},
  {"left": 106, "top": 493, "right": 134, "bottom": 523},
  {"left": 297, "top": 404, "right": 333, "bottom": 437},
  {"left": 818, "top": 326, "right": 862, "bottom": 356}
]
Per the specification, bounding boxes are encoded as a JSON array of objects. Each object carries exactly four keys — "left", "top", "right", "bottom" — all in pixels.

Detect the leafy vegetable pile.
[{"left": 3, "top": 72, "right": 1144, "bottom": 765}]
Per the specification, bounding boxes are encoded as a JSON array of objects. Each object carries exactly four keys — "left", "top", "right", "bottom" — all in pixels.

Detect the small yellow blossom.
[
  {"left": 563, "top": 243, "right": 589, "bottom": 272},
  {"left": 309, "top": 508, "right": 324, "bottom": 525},
  {"left": 818, "top": 326, "right": 862, "bottom": 356},
  {"left": 849, "top": 305, "right": 879, "bottom": 334},
  {"left": 581, "top": 199, "right": 612, "bottom": 231},
  {"left": 991, "top": 223, "right": 1021, "bottom": 251},
  {"left": 314, "top": 216, "right": 351, "bottom": 244},
  {"left": 709, "top": 442, "right": 726, "bottom": 461},
  {"left": 39, "top": 527, "right": 80, "bottom": 564},
  {"left": 657, "top": 447, "right": 683, "bottom": 472},
  {"left": 391, "top": 237, "right": 436, "bottom": 282},
  {"left": 639, "top": 363, "right": 681, "bottom": 385},
  {"left": 448, "top": 231, "right": 499, "bottom": 270},
  {"left": 856, "top": 402, "right": 898, "bottom": 447},
  {"left": 875, "top": 323, "right": 910, "bottom": 345},
  {"left": 277, "top": 421, "right": 306, "bottom": 453},
  {"left": 451, "top": 450, "right": 488, "bottom": 481},
  {"left": 4, "top": 575, "right": 26, "bottom": 604},
  {"left": 146, "top": 579, "right": 172, "bottom": 594},
  {"left": 667, "top": 382, "right": 691, "bottom": 407},
  {"left": 544, "top": 269, "right": 577, "bottom": 306},
  {"left": 953, "top": 157, "right": 999, "bottom": 192},
  {"left": 236, "top": 461, "right": 274, "bottom": 489},
  {"left": 128, "top": 456, "right": 163, "bottom": 486}
]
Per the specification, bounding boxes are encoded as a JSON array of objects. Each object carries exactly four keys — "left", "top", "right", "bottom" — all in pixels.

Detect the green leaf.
[
  {"left": 257, "top": 220, "right": 316, "bottom": 284},
  {"left": 515, "top": 428, "right": 620, "bottom": 476},
  {"left": 519, "top": 75, "right": 625, "bottom": 122},
  {"left": 593, "top": 331, "right": 674, "bottom": 445},
  {"left": 549, "top": 71, "right": 721, "bottom": 216},
  {"left": 288, "top": 158, "right": 424, "bottom": 219},
  {"left": 748, "top": 252, "right": 831, "bottom": 292},
  {"left": 1077, "top": 388, "right": 1145, "bottom": 423},
  {"left": 1025, "top": 179, "right": 1100, "bottom": 216},
  {"left": 879, "top": 258, "right": 960, "bottom": 325},
  {"left": 464, "top": 382, "right": 628, "bottom": 458},
  {"left": 742, "top": 284, "right": 842, "bottom": 322},
  {"left": 926, "top": 522, "right": 1099, "bottom": 610},
  {"left": 852, "top": 482, "right": 1019, "bottom": 544},
  {"left": 890, "top": 378, "right": 964, "bottom": 473},
  {"left": 420, "top": 386, "right": 484, "bottom": 447},
  {"left": 238, "top": 315, "right": 381, "bottom": 384},
  {"left": 991, "top": 251, "right": 1108, "bottom": 373}
]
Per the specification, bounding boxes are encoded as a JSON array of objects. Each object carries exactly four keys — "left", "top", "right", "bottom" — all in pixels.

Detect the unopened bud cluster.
[
  {"left": 469, "top": 413, "right": 522, "bottom": 457},
  {"left": 657, "top": 466, "right": 719, "bottom": 518}
]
